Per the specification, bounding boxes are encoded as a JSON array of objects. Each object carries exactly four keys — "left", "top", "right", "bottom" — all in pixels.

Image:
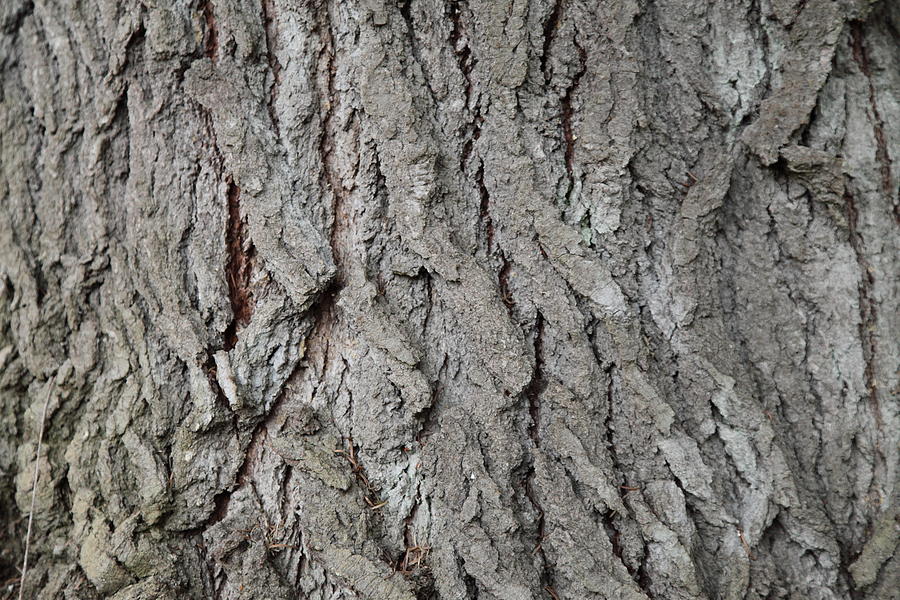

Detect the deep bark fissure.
[
  {"left": 475, "top": 161, "right": 493, "bottom": 252},
  {"left": 223, "top": 179, "right": 255, "bottom": 350},
  {"left": 540, "top": 0, "right": 564, "bottom": 80},
  {"left": 498, "top": 255, "right": 513, "bottom": 311},
  {"left": 602, "top": 364, "right": 644, "bottom": 583},
  {"left": 560, "top": 37, "right": 587, "bottom": 204},
  {"left": 3, "top": 0, "right": 34, "bottom": 35},
  {"left": 3, "top": 1, "right": 897, "bottom": 598},
  {"left": 449, "top": 0, "right": 474, "bottom": 110},
  {"left": 261, "top": 0, "right": 283, "bottom": 137},
  {"left": 460, "top": 105, "right": 482, "bottom": 172},
  {"left": 522, "top": 313, "right": 552, "bottom": 592},
  {"left": 525, "top": 313, "right": 545, "bottom": 447},
  {"left": 200, "top": 0, "right": 219, "bottom": 61},
  {"left": 850, "top": 21, "right": 895, "bottom": 215}
]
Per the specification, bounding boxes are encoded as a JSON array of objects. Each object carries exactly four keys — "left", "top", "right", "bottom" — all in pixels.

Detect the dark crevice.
[
  {"left": 849, "top": 21, "right": 896, "bottom": 222},
  {"left": 207, "top": 490, "right": 232, "bottom": 527},
  {"left": 200, "top": 0, "right": 219, "bottom": 61},
  {"left": 602, "top": 508, "right": 632, "bottom": 575},
  {"left": 526, "top": 312, "right": 545, "bottom": 446},
  {"left": 604, "top": 365, "right": 625, "bottom": 486},
  {"left": 415, "top": 351, "right": 447, "bottom": 447},
  {"left": 224, "top": 178, "right": 256, "bottom": 350},
  {"left": 635, "top": 551, "right": 655, "bottom": 599},
  {"left": 604, "top": 364, "right": 648, "bottom": 583},
  {"left": 449, "top": 1, "right": 473, "bottom": 100},
  {"left": 459, "top": 105, "right": 482, "bottom": 171},
  {"left": 523, "top": 471, "right": 550, "bottom": 593},
  {"left": 199, "top": 284, "right": 338, "bottom": 532},
  {"left": 261, "top": 0, "right": 283, "bottom": 137},
  {"left": 194, "top": 390, "right": 268, "bottom": 530},
  {"left": 541, "top": 0, "right": 564, "bottom": 80},
  {"left": 2, "top": 0, "right": 34, "bottom": 36},
  {"left": 475, "top": 161, "right": 493, "bottom": 251},
  {"left": 398, "top": 0, "right": 441, "bottom": 114},
  {"left": 421, "top": 267, "right": 433, "bottom": 338},
  {"left": 498, "top": 255, "right": 513, "bottom": 312},
  {"left": 560, "top": 37, "right": 587, "bottom": 204},
  {"left": 399, "top": 0, "right": 412, "bottom": 27},
  {"left": 522, "top": 313, "right": 551, "bottom": 593},
  {"left": 414, "top": 274, "right": 440, "bottom": 442}
]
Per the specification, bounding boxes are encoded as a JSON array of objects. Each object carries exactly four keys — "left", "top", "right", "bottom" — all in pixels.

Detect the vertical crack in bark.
[
  {"left": 201, "top": 418, "right": 268, "bottom": 529},
  {"left": 452, "top": 0, "right": 482, "bottom": 171},
  {"left": 200, "top": 0, "right": 219, "bottom": 61},
  {"left": 843, "top": 190, "right": 882, "bottom": 434},
  {"left": 335, "top": 438, "right": 382, "bottom": 510},
  {"left": 850, "top": 22, "right": 896, "bottom": 220},
  {"left": 602, "top": 364, "right": 642, "bottom": 583},
  {"left": 397, "top": 0, "right": 436, "bottom": 108},
  {"left": 541, "top": 0, "right": 564, "bottom": 80},
  {"left": 460, "top": 105, "right": 482, "bottom": 171},
  {"left": 561, "top": 39, "right": 587, "bottom": 204},
  {"left": 498, "top": 255, "right": 513, "bottom": 312},
  {"left": 206, "top": 286, "right": 339, "bottom": 529},
  {"left": 415, "top": 349, "right": 447, "bottom": 446},
  {"left": 476, "top": 161, "right": 493, "bottom": 251},
  {"left": 392, "top": 489, "right": 432, "bottom": 579},
  {"left": 261, "top": 0, "right": 282, "bottom": 137},
  {"left": 449, "top": 0, "right": 474, "bottom": 109},
  {"left": 522, "top": 313, "right": 551, "bottom": 592},
  {"left": 526, "top": 313, "right": 545, "bottom": 447},
  {"left": 223, "top": 178, "right": 256, "bottom": 350},
  {"left": 414, "top": 271, "right": 442, "bottom": 441},
  {"left": 318, "top": 8, "right": 348, "bottom": 284}
]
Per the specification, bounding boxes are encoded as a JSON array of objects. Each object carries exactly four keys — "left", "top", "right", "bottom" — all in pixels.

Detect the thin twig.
[{"left": 18, "top": 383, "right": 53, "bottom": 600}]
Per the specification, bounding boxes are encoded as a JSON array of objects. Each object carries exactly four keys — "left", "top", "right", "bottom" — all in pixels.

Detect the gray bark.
[{"left": 1, "top": 0, "right": 897, "bottom": 598}]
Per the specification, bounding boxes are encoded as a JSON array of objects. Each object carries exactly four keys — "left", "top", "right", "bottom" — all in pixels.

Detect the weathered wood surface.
[{"left": 1, "top": 0, "right": 897, "bottom": 598}]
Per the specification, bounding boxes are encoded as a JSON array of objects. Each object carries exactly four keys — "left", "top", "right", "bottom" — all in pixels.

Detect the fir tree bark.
[{"left": 1, "top": 0, "right": 897, "bottom": 598}]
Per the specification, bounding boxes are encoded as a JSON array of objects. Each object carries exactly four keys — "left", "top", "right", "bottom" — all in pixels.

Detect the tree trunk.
[{"left": 1, "top": 0, "right": 897, "bottom": 598}]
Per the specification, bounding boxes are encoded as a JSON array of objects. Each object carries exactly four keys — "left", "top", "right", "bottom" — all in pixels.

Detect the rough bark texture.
[{"left": 1, "top": 0, "right": 898, "bottom": 599}]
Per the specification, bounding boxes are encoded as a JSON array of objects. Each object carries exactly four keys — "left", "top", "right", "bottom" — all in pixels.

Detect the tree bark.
[{"left": 1, "top": 0, "right": 897, "bottom": 598}]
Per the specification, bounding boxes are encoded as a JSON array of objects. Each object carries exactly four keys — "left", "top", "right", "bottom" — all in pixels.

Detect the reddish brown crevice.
[
  {"left": 844, "top": 190, "right": 881, "bottom": 432},
  {"left": 850, "top": 22, "right": 896, "bottom": 221},
  {"left": 261, "top": 0, "right": 283, "bottom": 136},
  {"left": 541, "top": 0, "right": 565, "bottom": 80},
  {"left": 224, "top": 179, "right": 256, "bottom": 350},
  {"left": 200, "top": 0, "right": 219, "bottom": 61}
]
